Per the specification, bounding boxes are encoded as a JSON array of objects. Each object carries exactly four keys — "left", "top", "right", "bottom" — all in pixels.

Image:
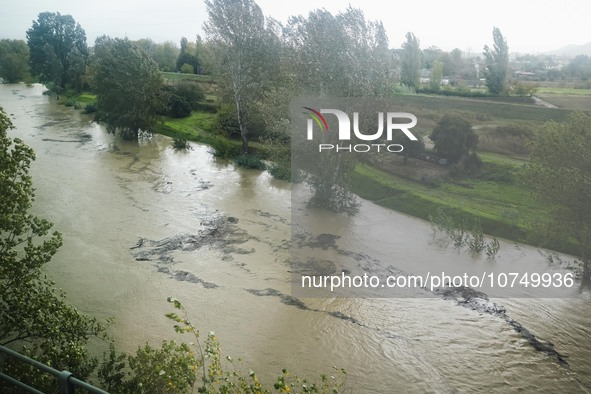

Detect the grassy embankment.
[
  {"left": 61, "top": 72, "right": 267, "bottom": 157},
  {"left": 349, "top": 93, "right": 590, "bottom": 255}
]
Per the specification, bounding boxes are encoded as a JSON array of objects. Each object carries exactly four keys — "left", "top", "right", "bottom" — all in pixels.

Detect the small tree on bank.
[
  {"left": 0, "top": 39, "right": 31, "bottom": 83},
  {"left": 430, "top": 113, "right": 478, "bottom": 164},
  {"left": 523, "top": 112, "right": 591, "bottom": 280},
  {"left": 92, "top": 37, "right": 164, "bottom": 140},
  {"left": 204, "top": 0, "right": 278, "bottom": 154}
]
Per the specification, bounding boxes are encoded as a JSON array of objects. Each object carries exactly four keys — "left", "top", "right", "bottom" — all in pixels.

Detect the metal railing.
[{"left": 0, "top": 345, "right": 109, "bottom": 394}]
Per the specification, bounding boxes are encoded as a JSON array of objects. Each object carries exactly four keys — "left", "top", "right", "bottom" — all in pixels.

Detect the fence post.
[{"left": 58, "top": 371, "right": 75, "bottom": 394}]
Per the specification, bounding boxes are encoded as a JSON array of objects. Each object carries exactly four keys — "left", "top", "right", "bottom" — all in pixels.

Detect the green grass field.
[
  {"left": 160, "top": 72, "right": 215, "bottom": 83},
  {"left": 536, "top": 87, "right": 591, "bottom": 95},
  {"left": 349, "top": 157, "right": 578, "bottom": 254}
]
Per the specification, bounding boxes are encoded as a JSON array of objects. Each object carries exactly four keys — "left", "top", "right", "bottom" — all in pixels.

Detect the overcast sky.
[{"left": 0, "top": 0, "right": 589, "bottom": 54}]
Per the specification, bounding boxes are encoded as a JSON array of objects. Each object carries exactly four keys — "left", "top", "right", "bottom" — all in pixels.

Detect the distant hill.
[{"left": 547, "top": 42, "right": 591, "bottom": 57}]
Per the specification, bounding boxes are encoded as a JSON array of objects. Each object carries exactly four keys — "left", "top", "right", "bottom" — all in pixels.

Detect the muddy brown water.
[{"left": 2, "top": 84, "right": 590, "bottom": 393}]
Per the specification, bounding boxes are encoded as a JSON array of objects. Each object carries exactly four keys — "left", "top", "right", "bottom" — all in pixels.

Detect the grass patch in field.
[
  {"left": 158, "top": 112, "right": 239, "bottom": 156},
  {"left": 75, "top": 93, "right": 97, "bottom": 104},
  {"left": 536, "top": 87, "right": 591, "bottom": 95},
  {"left": 157, "top": 111, "right": 266, "bottom": 158},
  {"left": 161, "top": 72, "right": 215, "bottom": 83}
]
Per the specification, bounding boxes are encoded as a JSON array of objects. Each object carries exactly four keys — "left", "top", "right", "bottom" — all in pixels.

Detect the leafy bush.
[
  {"left": 174, "top": 81, "right": 205, "bottom": 110},
  {"left": 169, "top": 94, "right": 192, "bottom": 118},
  {"left": 84, "top": 103, "right": 97, "bottom": 114},
  {"left": 217, "top": 106, "right": 241, "bottom": 137},
  {"left": 462, "top": 152, "right": 482, "bottom": 173},
  {"left": 429, "top": 208, "right": 500, "bottom": 258},
  {"left": 263, "top": 136, "right": 291, "bottom": 181},
  {"left": 64, "top": 97, "right": 78, "bottom": 107},
  {"left": 180, "top": 63, "right": 194, "bottom": 74},
  {"left": 511, "top": 82, "right": 539, "bottom": 96},
  {"left": 98, "top": 298, "right": 347, "bottom": 393},
  {"left": 233, "top": 154, "right": 266, "bottom": 170},
  {"left": 477, "top": 162, "right": 515, "bottom": 184},
  {"left": 430, "top": 113, "right": 478, "bottom": 163},
  {"left": 173, "top": 137, "right": 189, "bottom": 150}
]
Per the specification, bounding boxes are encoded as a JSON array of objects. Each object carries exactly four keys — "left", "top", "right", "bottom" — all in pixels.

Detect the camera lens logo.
[{"left": 303, "top": 107, "right": 418, "bottom": 153}]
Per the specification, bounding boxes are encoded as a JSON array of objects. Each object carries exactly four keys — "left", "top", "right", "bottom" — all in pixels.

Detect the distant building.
[{"left": 512, "top": 71, "right": 537, "bottom": 80}]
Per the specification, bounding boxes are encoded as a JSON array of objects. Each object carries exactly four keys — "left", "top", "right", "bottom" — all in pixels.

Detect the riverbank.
[
  {"left": 58, "top": 87, "right": 583, "bottom": 259},
  {"left": 350, "top": 157, "right": 579, "bottom": 258}
]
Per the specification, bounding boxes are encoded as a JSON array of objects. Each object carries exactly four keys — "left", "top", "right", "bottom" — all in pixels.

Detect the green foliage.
[
  {"left": 155, "top": 41, "right": 181, "bottom": 71},
  {"left": 98, "top": 298, "right": 347, "bottom": 393},
  {"left": 429, "top": 208, "right": 500, "bottom": 258},
  {"left": 483, "top": 27, "right": 509, "bottom": 95},
  {"left": 286, "top": 7, "right": 392, "bottom": 97},
  {"left": 93, "top": 37, "right": 165, "bottom": 140},
  {"left": 99, "top": 340, "right": 196, "bottom": 394},
  {"left": 0, "top": 107, "right": 105, "bottom": 392},
  {"left": 401, "top": 32, "right": 422, "bottom": 90},
  {"left": 174, "top": 81, "right": 205, "bottom": 109},
  {"left": 26, "top": 12, "right": 88, "bottom": 91},
  {"left": 349, "top": 163, "right": 534, "bottom": 249},
  {"left": 217, "top": 105, "right": 241, "bottom": 137},
  {"left": 461, "top": 152, "right": 482, "bottom": 174},
  {"left": 84, "top": 103, "right": 98, "bottom": 114},
  {"left": 233, "top": 154, "right": 266, "bottom": 170},
  {"left": 173, "top": 137, "right": 190, "bottom": 150},
  {"left": 205, "top": 0, "right": 281, "bottom": 153},
  {"left": 180, "top": 63, "right": 195, "bottom": 74},
  {"left": 429, "top": 60, "right": 443, "bottom": 91},
  {"left": 135, "top": 38, "right": 181, "bottom": 72},
  {"left": 211, "top": 137, "right": 240, "bottom": 158},
  {"left": 265, "top": 138, "right": 292, "bottom": 181},
  {"left": 157, "top": 112, "right": 243, "bottom": 158},
  {"left": 511, "top": 82, "right": 538, "bottom": 96},
  {"left": 564, "top": 55, "right": 591, "bottom": 81},
  {"left": 430, "top": 113, "right": 478, "bottom": 163},
  {"left": 64, "top": 97, "right": 78, "bottom": 107},
  {"left": 176, "top": 37, "right": 201, "bottom": 73},
  {"left": 306, "top": 158, "right": 360, "bottom": 215},
  {"left": 392, "top": 84, "right": 414, "bottom": 95},
  {"left": 522, "top": 112, "right": 591, "bottom": 278},
  {"left": 169, "top": 95, "right": 193, "bottom": 118},
  {"left": 475, "top": 160, "right": 515, "bottom": 184},
  {"left": 0, "top": 39, "right": 31, "bottom": 83}
]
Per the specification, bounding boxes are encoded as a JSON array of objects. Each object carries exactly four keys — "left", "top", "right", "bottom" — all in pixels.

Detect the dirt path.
[{"left": 531, "top": 95, "right": 558, "bottom": 108}]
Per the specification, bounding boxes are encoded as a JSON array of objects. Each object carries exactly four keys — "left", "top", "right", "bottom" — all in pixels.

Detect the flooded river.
[{"left": 2, "top": 84, "right": 590, "bottom": 393}]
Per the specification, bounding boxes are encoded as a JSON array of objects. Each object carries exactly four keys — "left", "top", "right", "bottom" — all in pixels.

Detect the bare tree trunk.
[
  {"left": 233, "top": 84, "right": 248, "bottom": 154},
  {"left": 241, "top": 130, "right": 248, "bottom": 154}
]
